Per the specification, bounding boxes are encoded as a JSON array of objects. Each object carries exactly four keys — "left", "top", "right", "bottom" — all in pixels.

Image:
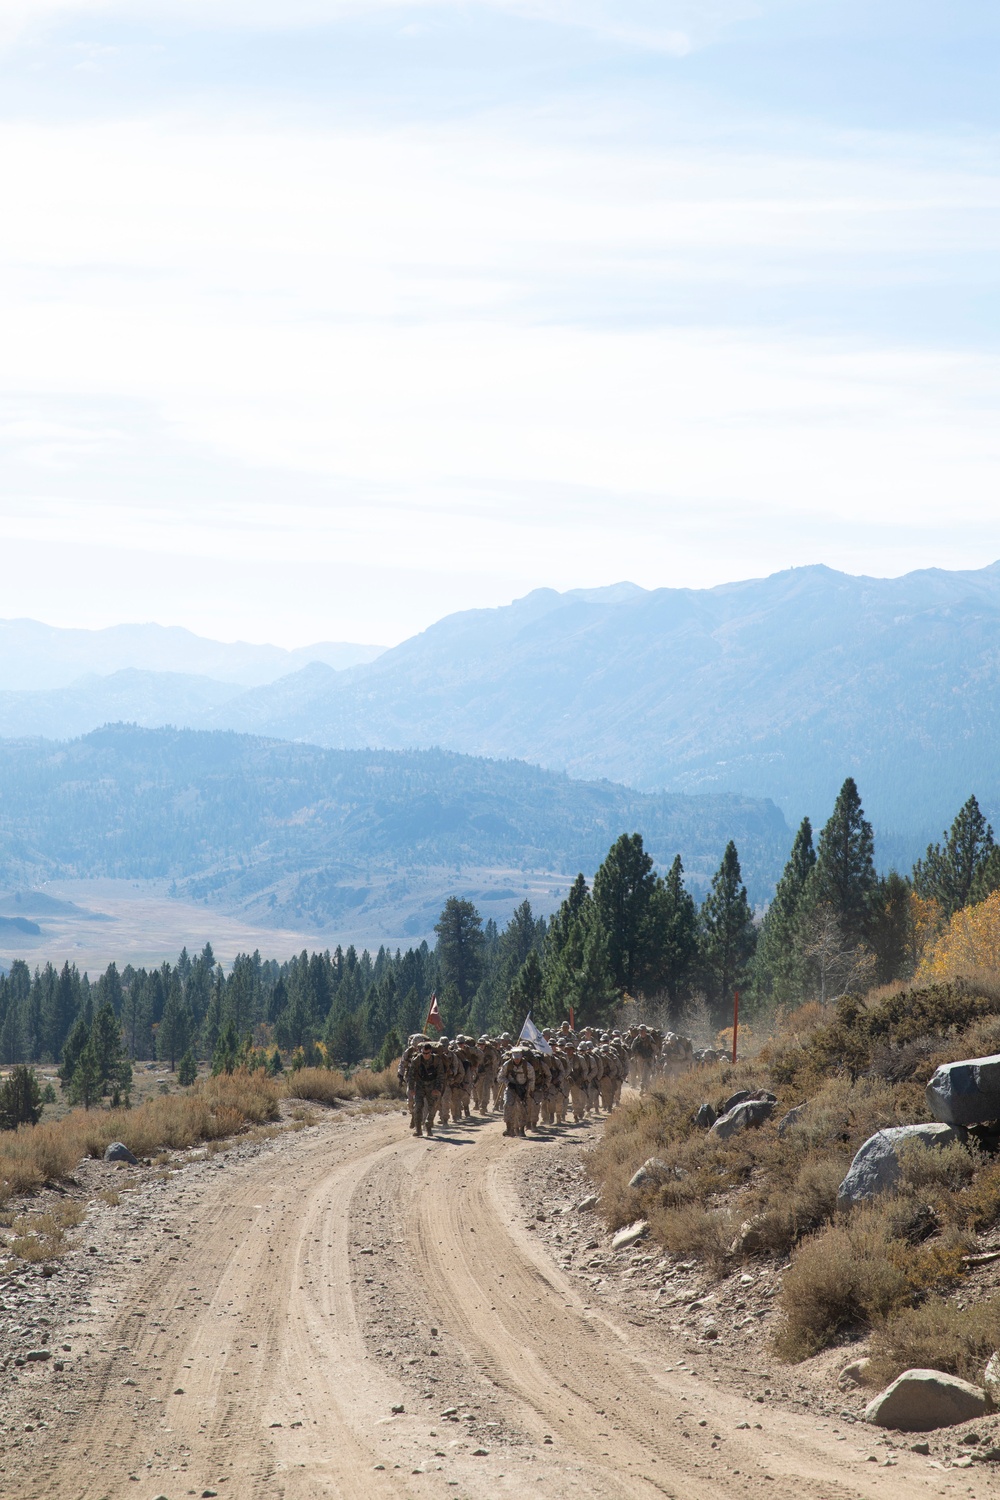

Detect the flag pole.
[{"left": 732, "top": 989, "right": 739, "bottom": 1065}]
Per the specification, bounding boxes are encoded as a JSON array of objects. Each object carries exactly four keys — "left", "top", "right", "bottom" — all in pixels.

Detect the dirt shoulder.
[{"left": 1, "top": 1102, "right": 997, "bottom": 1499}]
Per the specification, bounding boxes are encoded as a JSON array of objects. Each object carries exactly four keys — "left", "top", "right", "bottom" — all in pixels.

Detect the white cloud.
[
  {"left": 0, "top": 31, "right": 998, "bottom": 642},
  {"left": 0, "top": 0, "right": 759, "bottom": 55}
]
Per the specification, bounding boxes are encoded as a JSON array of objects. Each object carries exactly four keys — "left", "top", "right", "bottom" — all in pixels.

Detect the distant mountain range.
[
  {"left": 0, "top": 726, "right": 790, "bottom": 940},
  {"left": 0, "top": 618, "right": 383, "bottom": 691},
  {"left": 3, "top": 563, "right": 1000, "bottom": 853}
]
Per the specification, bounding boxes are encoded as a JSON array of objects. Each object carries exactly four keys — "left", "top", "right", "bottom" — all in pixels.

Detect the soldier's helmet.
[
  {"left": 420, "top": 1042, "right": 433, "bottom": 1052},
  {"left": 639, "top": 1024, "right": 649, "bottom": 1033}
]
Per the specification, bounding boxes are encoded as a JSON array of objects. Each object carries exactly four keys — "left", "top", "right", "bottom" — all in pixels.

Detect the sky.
[{"left": 1, "top": 1, "right": 999, "bottom": 647}]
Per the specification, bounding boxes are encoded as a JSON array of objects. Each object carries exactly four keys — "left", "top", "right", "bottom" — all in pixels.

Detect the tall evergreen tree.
[
  {"left": 699, "top": 841, "right": 756, "bottom": 1018},
  {"left": 540, "top": 880, "right": 615, "bottom": 1027},
  {"left": 914, "top": 795, "right": 995, "bottom": 918},
  {"left": 157, "top": 976, "right": 192, "bottom": 1070},
  {"left": 868, "top": 870, "right": 914, "bottom": 986},
  {"left": 44, "top": 961, "right": 80, "bottom": 1062},
  {"left": 592, "top": 832, "right": 659, "bottom": 996},
  {"left": 647, "top": 855, "right": 699, "bottom": 1018},
  {"left": 751, "top": 817, "right": 816, "bottom": 1006},
  {"left": 0, "top": 1065, "right": 43, "bottom": 1129},
  {"left": 90, "top": 1000, "right": 132, "bottom": 1104},
  {"left": 499, "top": 949, "right": 544, "bottom": 1035},
  {"left": 810, "top": 777, "right": 876, "bottom": 946},
  {"left": 434, "top": 898, "right": 486, "bottom": 1008},
  {"left": 60, "top": 1014, "right": 90, "bottom": 1091}
]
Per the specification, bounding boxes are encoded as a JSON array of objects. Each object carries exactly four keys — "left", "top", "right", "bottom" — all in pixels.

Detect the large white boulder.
[
  {"left": 836, "top": 1122, "right": 963, "bottom": 1209},
  {"left": 926, "top": 1054, "right": 1000, "bottom": 1126},
  {"left": 864, "top": 1368, "right": 988, "bottom": 1431}
]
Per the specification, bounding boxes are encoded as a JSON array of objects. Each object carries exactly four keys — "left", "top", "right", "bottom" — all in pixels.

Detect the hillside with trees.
[{"left": 0, "top": 725, "right": 790, "bottom": 930}]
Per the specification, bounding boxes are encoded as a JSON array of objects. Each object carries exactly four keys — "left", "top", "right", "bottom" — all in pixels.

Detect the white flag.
[{"left": 519, "top": 1013, "right": 553, "bottom": 1055}]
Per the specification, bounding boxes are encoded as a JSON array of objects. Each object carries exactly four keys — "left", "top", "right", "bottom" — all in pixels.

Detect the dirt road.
[{"left": 7, "top": 1110, "right": 984, "bottom": 1499}]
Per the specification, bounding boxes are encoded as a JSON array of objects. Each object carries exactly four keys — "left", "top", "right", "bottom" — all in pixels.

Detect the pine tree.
[
  {"left": 499, "top": 950, "right": 544, "bottom": 1035},
  {"left": 699, "top": 841, "right": 757, "bottom": 1019},
  {"left": 914, "top": 795, "right": 995, "bottom": 918},
  {"left": 45, "top": 961, "right": 80, "bottom": 1062},
  {"left": 751, "top": 817, "right": 816, "bottom": 1006},
  {"left": 90, "top": 1001, "right": 132, "bottom": 1104},
  {"left": 212, "top": 1020, "right": 239, "bottom": 1076},
  {"left": 60, "top": 1014, "right": 90, "bottom": 1092},
  {"left": 70, "top": 1035, "right": 104, "bottom": 1109},
  {"left": 434, "top": 898, "right": 486, "bottom": 1008},
  {"left": 539, "top": 889, "right": 615, "bottom": 1028},
  {"left": 0, "top": 1065, "right": 43, "bottom": 1130},
  {"left": 868, "top": 871, "right": 914, "bottom": 985},
  {"left": 157, "top": 976, "right": 191, "bottom": 1071},
  {"left": 971, "top": 844, "right": 1000, "bottom": 906},
  {"left": 810, "top": 777, "right": 876, "bottom": 946},
  {"left": 592, "top": 832, "right": 659, "bottom": 996},
  {"left": 177, "top": 1049, "right": 197, "bottom": 1087},
  {"left": 647, "top": 856, "right": 699, "bottom": 1018}
]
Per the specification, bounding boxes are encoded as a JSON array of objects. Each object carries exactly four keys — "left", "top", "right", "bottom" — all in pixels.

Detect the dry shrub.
[
  {"left": 775, "top": 1202, "right": 973, "bottom": 1362},
  {"left": 868, "top": 1297, "right": 1000, "bottom": 1387},
  {"left": 0, "top": 1069, "right": 280, "bottom": 1199},
  {"left": 285, "top": 1064, "right": 403, "bottom": 1105},
  {"left": 352, "top": 1064, "right": 404, "bottom": 1100},
  {"left": 896, "top": 1138, "right": 976, "bottom": 1195},
  {"left": 6, "top": 1202, "right": 85, "bottom": 1262},
  {"left": 650, "top": 1202, "right": 735, "bottom": 1267},
  {"left": 958, "top": 1157, "right": 1000, "bottom": 1231},
  {"left": 745, "top": 1157, "right": 847, "bottom": 1258},
  {"left": 766, "top": 979, "right": 1000, "bottom": 1090},
  {"left": 285, "top": 1067, "right": 353, "bottom": 1105}
]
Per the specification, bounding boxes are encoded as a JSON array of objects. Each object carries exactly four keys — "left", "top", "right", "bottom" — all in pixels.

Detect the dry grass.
[
  {"left": 774, "top": 1204, "right": 972, "bottom": 1362},
  {"left": 593, "top": 972, "right": 1000, "bottom": 1372},
  {"left": 0, "top": 1070, "right": 281, "bottom": 1204},
  {"left": 867, "top": 1298, "right": 1000, "bottom": 1388},
  {"left": 283, "top": 1063, "right": 403, "bottom": 1106},
  {"left": 1, "top": 1200, "right": 88, "bottom": 1263}
]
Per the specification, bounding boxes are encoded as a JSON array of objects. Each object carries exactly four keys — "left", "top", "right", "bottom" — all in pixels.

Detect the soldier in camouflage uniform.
[
  {"left": 406, "top": 1041, "right": 445, "bottom": 1137},
  {"left": 473, "top": 1036, "right": 500, "bottom": 1114},
  {"left": 498, "top": 1046, "right": 535, "bottom": 1137},
  {"left": 398, "top": 1033, "right": 429, "bottom": 1130}
]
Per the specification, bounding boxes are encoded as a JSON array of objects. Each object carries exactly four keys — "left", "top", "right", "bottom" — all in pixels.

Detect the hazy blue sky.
[{"left": 1, "top": 1, "right": 998, "bottom": 645}]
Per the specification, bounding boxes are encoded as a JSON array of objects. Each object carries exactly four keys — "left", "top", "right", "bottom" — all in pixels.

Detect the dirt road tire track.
[{"left": 11, "top": 1110, "right": 981, "bottom": 1499}]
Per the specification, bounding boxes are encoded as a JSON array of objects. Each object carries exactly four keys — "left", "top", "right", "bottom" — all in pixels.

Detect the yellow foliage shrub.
[{"left": 920, "top": 890, "right": 1000, "bottom": 980}]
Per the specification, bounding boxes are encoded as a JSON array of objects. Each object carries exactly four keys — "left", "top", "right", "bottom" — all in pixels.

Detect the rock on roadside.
[
  {"left": 777, "top": 1104, "right": 807, "bottom": 1138},
  {"left": 611, "top": 1220, "right": 648, "bottom": 1251},
  {"left": 985, "top": 1352, "right": 1000, "bottom": 1410},
  {"left": 104, "top": 1142, "right": 139, "bottom": 1165},
  {"left": 865, "top": 1369, "right": 988, "bottom": 1431},
  {"left": 628, "top": 1158, "right": 670, "bottom": 1189},
  {"left": 926, "top": 1054, "right": 1000, "bottom": 1127},
  {"left": 837, "top": 1123, "right": 963, "bottom": 1209},
  {"left": 709, "top": 1097, "right": 776, "bottom": 1141}
]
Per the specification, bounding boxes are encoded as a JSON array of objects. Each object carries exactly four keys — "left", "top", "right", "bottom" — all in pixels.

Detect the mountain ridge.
[{"left": 3, "top": 563, "right": 1000, "bottom": 846}]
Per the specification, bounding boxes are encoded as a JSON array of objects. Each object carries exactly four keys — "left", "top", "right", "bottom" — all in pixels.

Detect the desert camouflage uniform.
[
  {"left": 406, "top": 1048, "right": 445, "bottom": 1136},
  {"left": 473, "top": 1038, "right": 500, "bottom": 1114},
  {"left": 630, "top": 1028, "right": 657, "bottom": 1094},
  {"left": 499, "top": 1050, "right": 535, "bottom": 1137}
]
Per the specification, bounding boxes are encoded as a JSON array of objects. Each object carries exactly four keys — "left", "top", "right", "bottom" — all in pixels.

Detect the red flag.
[{"left": 425, "top": 993, "right": 443, "bottom": 1033}]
